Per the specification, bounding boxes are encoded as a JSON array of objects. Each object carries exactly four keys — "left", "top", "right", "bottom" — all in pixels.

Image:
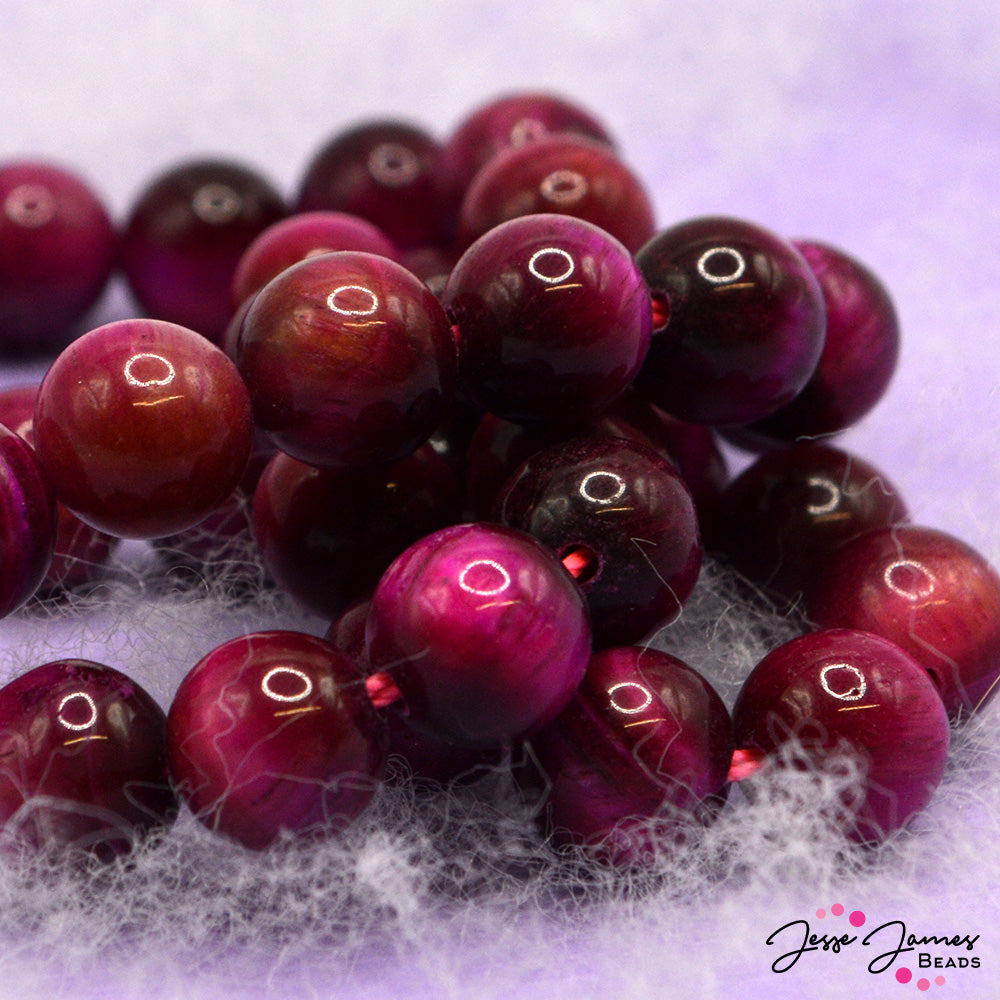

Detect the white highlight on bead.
[
  {"left": 327, "top": 284, "right": 379, "bottom": 316},
  {"left": 884, "top": 559, "right": 937, "bottom": 600},
  {"left": 607, "top": 681, "right": 653, "bottom": 715},
  {"left": 4, "top": 184, "right": 56, "bottom": 227},
  {"left": 579, "top": 470, "right": 627, "bottom": 505},
  {"left": 191, "top": 183, "right": 242, "bottom": 224},
  {"left": 819, "top": 663, "right": 867, "bottom": 702},
  {"left": 696, "top": 246, "right": 746, "bottom": 284},
  {"left": 539, "top": 169, "right": 588, "bottom": 206},
  {"left": 805, "top": 476, "right": 842, "bottom": 516},
  {"left": 367, "top": 143, "right": 421, "bottom": 187},
  {"left": 528, "top": 247, "right": 575, "bottom": 284},
  {"left": 509, "top": 117, "right": 547, "bottom": 146},
  {"left": 56, "top": 692, "right": 99, "bottom": 731},
  {"left": 124, "top": 353, "right": 176, "bottom": 387},
  {"left": 261, "top": 666, "right": 314, "bottom": 704},
  {"left": 458, "top": 558, "right": 511, "bottom": 597}
]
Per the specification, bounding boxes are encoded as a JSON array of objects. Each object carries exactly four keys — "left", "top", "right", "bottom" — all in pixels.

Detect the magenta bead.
[
  {"left": 0, "top": 660, "right": 177, "bottom": 857},
  {"left": 532, "top": 646, "right": 732, "bottom": 865},
  {"left": 635, "top": 216, "right": 826, "bottom": 425},
  {"left": 33, "top": 319, "right": 254, "bottom": 539},
  {"left": 742, "top": 240, "right": 900, "bottom": 445},
  {"left": 167, "top": 631, "right": 386, "bottom": 850},
  {"left": 444, "top": 214, "right": 651, "bottom": 424},
  {"left": 497, "top": 436, "right": 701, "bottom": 647},
  {"left": 807, "top": 525, "right": 1000, "bottom": 719},
  {"left": 121, "top": 159, "right": 285, "bottom": 342},
  {"left": 231, "top": 211, "right": 400, "bottom": 306},
  {"left": 0, "top": 161, "right": 116, "bottom": 354},
  {"left": 366, "top": 522, "right": 592, "bottom": 747},
  {"left": 238, "top": 251, "right": 456, "bottom": 469},
  {"left": 457, "top": 135, "right": 655, "bottom": 254},
  {"left": 732, "top": 629, "right": 949, "bottom": 842}
]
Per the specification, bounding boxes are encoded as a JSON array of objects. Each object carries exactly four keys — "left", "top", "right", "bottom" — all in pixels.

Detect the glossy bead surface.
[
  {"left": 444, "top": 214, "right": 651, "bottom": 424},
  {"left": 0, "top": 423, "right": 57, "bottom": 615},
  {"left": 714, "top": 444, "right": 907, "bottom": 603},
  {"left": 532, "top": 646, "right": 732, "bottom": 865},
  {"left": 498, "top": 437, "right": 701, "bottom": 647},
  {"left": 732, "top": 629, "right": 949, "bottom": 842},
  {"left": 807, "top": 525, "right": 1000, "bottom": 719},
  {"left": 742, "top": 240, "right": 900, "bottom": 445},
  {"left": 33, "top": 319, "right": 254, "bottom": 539},
  {"left": 366, "top": 522, "right": 591, "bottom": 747},
  {"left": 0, "top": 161, "right": 116, "bottom": 355},
  {"left": 0, "top": 660, "right": 177, "bottom": 857},
  {"left": 238, "top": 251, "right": 456, "bottom": 468},
  {"left": 231, "top": 211, "right": 400, "bottom": 306},
  {"left": 457, "top": 135, "right": 655, "bottom": 254},
  {"left": 296, "top": 121, "right": 447, "bottom": 250},
  {"left": 252, "top": 444, "right": 460, "bottom": 619},
  {"left": 121, "top": 160, "right": 285, "bottom": 342},
  {"left": 167, "top": 631, "right": 385, "bottom": 850},
  {"left": 635, "top": 216, "right": 826, "bottom": 425}
]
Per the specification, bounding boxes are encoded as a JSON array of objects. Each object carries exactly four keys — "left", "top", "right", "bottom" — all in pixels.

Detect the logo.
[{"left": 766, "top": 902, "right": 981, "bottom": 990}]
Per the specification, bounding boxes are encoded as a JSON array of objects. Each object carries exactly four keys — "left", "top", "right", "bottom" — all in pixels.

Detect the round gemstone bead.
[
  {"left": 237, "top": 251, "right": 457, "bottom": 469},
  {"left": 807, "top": 525, "right": 1000, "bottom": 719},
  {"left": 444, "top": 214, "right": 651, "bottom": 424},
  {"left": 167, "top": 631, "right": 386, "bottom": 850},
  {"left": 634, "top": 216, "right": 826, "bottom": 425},
  {"left": 33, "top": 319, "right": 254, "bottom": 539},
  {"left": 0, "top": 161, "right": 116, "bottom": 355},
  {"left": 0, "top": 659, "right": 177, "bottom": 857},
  {"left": 456, "top": 135, "right": 655, "bottom": 254},
  {"left": 497, "top": 436, "right": 701, "bottom": 647},
  {"left": 732, "top": 629, "right": 950, "bottom": 842},
  {"left": 532, "top": 646, "right": 732, "bottom": 865},
  {"left": 121, "top": 159, "right": 285, "bottom": 342},
  {"left": 366, "top": 522, "right": 592, "bottom": 748}
]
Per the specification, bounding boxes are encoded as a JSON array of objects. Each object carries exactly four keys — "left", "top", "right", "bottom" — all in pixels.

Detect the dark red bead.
[
  {"left": 532, "top": 646, "right": 732, "bottom": 865},
  {"left": 33, "top": 319, "right": 254, "bottom": 539},
  {"left": 0, "top": 659, "right": 178, "bottom": 857},
  {"left": 366, "top": 522, "right": 591, "bottom": 747},
  {"left": 732, "top": 629, "right": 949, "bottom": 842},
  {"left": 444, "top": 214, "right": 651, "bottom": 424},
  {"left": 238, "top": 251, "right": 457, "bottom": 469},
  {"left": 121, "top": 159, "right": 285, "bottom": 342},
  {"left": 167, "top": 630, "right": 386, "bottom": 850},
  {"left": 635, "top": 216, "right": 826, "bottom": 425},
  {"left": 457, "top": 135, "right": 655, "bottom": 254},
  {"left": 0, "top": 161, "right": 116, "bottom": 355},
  {"left": 807, "top": 525, "right": 1000, "bottom": 719},
  {"left": 497, "top": 436, "right": 701, "bottom": 647},
  {"left": 740, "top": 240, "right": 900, "bottom": 445},
  {"left": 713, "top": 444, "right": 908, "bottom": 603},
  {"left": 231, "top": 211, "right": 400, "bottom": 307},
  {"left": 296, "top": 121, "right": 448, "bottom": 251},
  {"left": 252, "top": 444, "right": 460, "bottom": 619}
]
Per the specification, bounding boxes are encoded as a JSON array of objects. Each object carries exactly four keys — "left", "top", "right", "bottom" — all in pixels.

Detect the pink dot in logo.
[
  {"left": 831, "top": 903, "right": 844, "bottom": 916},
  {"left": 935, "top": 977, "right": 945, "bottom": 986},
  {"left": 917, "top": 979, "right": 930, "bottom": 991},
  {"left": 849, "top": 910, "right": 866, "bottom": 927},
  {"left": 816, "top": 909, "right": 826, "bottom": 919},
  {"left": 896, "top": 968, "right": 912, "bottom": 984}
]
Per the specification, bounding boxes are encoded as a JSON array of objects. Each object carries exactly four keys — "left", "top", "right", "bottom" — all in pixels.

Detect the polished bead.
[
  {"left": 167, "top": 631, "right": 386, "bottom": 850},
  {"left": 0, "top": 161, "right": 116, "bottom": 355},
  {"left": 121, "top": 159, "right": 285, "bottom": 342},
  {"left": 532, "top": 646, "right": 731, "bottom": 865},
  {"left": 0, "top": 659, "right": 177, "bottom": 857},
  {"left": 444, "top": 214, "right": 651, "bottom": 424},
  {"left": 807, "top": 525, "right": 1000, "bottom": 719},
  {"left": 635, "top": 216, "right": 826, "bottom": 425},
  {"left": 33, "top": 319, "right": 254, "bottom": 539},
  {"left": 238, "top": 251, "right": 456, "bottom": 469},
  {"left": 366, "top": 522, "right": 591, "bottom": 747},
  {"left": 732, "top": 629, "right": 949, "bottom": 842}
]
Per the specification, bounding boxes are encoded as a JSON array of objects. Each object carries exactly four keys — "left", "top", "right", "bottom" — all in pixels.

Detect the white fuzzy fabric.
[{"left": 2, "top": 3, "right": 999, "bottom": 997}]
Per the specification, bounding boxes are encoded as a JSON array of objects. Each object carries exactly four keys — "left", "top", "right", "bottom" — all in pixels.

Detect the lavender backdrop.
[{"left": 1, "top": 3, "right": 999, "bottom": 998}]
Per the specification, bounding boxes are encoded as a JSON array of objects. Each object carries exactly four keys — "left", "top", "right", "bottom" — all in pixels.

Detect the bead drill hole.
[{"left": 560, "top": 544, "right": 600, "bottom": 584}]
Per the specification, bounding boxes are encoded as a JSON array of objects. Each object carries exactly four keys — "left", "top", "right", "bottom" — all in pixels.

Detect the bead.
[
  {"left": 0, "top": 660, "right": 177, "bottom": 857},
  {"left": 444, "top": 214, "right": 651, "bottom": 424},
  {"left": 497, "top": 436, "right": 701, "bottom": 647},
  {"left": 121, "top": 159, "right": 285, "bottom": 342},
  {"left": 33, "top": 319, "right": 254, "bottom": 539},
  {"left": 634, "top": 216, "right": 826, "bottom": 425},
  {"left": 167, "top": 631, "right": 386, "bottom": 850},
  {"left": 366, "top": 522, "right": 591, "bottom": 747},
  {"left": 807, "top": 525, "right": 1000, "bottom": 719},
  {"left": 532, "top": 646, "right": 732, "bottom": 865},
  {"left": 238, "top": 251, "right": 457, "bottom": 469},
  {"left": 732, "top": 628, "right": 949, "bottom": 842},
  {"left": 0, "top": 161, "right": 116, "bottom": 355}
]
